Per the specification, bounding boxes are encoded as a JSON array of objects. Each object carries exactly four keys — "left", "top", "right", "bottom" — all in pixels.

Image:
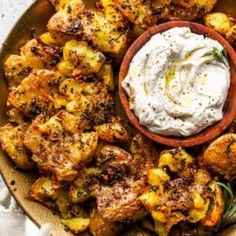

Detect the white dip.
[{"left": 122, "top": 27, "right": 230, "bottom": 137}]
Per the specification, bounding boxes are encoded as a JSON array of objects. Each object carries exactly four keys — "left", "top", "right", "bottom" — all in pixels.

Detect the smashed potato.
[
  {"left": 7, "top": 70, "right": 57, "bottom": 117},
  {"left": 95, "top": 121, "right": 129, "bottom": 143},
  {"left": 203, "top": 134, "right": 236, "bottom": 180},
  {"left": 61, "top": 217, "right": 90, "bottom": 233},
  {"left": 48, "top": 1, "right": 127, "bottom": 54},
  {"left": 204, "top": 12, "right": 231, "bottom": 35},
  {"left": 24, "top": 113, "right": 98, "bottom": 181},
  {"left": 29, "top": 176, "right": 60, "bottom": 203},
  {"left": 140, "top": 148, "right": 223, "bottom": 236},
  {"left": 89, "top": 210, "right": 123, "bottom": 236},
  {"left": 0, "top": 123, "right": 35, "bottom": 169},
  {"left": 58, "top": 40, "right": 106, "bottom": 76}
]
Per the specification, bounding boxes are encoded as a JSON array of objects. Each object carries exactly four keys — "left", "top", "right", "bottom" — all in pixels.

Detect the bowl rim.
[{"left": 119, "top": 21, "right": 236, "bottom": 147}]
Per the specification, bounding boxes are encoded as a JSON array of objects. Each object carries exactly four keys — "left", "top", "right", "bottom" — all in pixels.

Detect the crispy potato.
[
  {"left": 68, "top": 169, "right": 95, "bottom": 204},
  {"left": 97, "top": 64, "right": 115, "bottom": 91},
  {"left": 50, "top": 0, "right": 85, "bottom": 12},
  {"left": 165, "top": 0, "right": 217, "bottom": 21},
  {"left": 226, "top": 24, "right": 236, "bottom": 47},
  {"left": 24, "top": 113, "right": 98, "bottom": 181},
  {"left": 7, "top": 70, "right": 58, "bottom": 117},
  {"left": 39, "top": 31, "right": 72, "bottom": 46},
  {"left": 158, "top": 148, "right": 194, "bottom": 176},
  {"left": 58, "top": 40, "right": 106, "bottom": 76},
  {"left": 95, "top": 122, "right": 129, "bottom": 143},
  {"left": 202, "top": 181, "right": 224, "bottom": 227},
  {"left": 4, "top": 38, "right": 62, "bottom": 88},
  {"left": 55, "top": 190, "right": 72, "bottom": 218},
  {"left": 61, "top": 217, "right": 90, "bottom": 234},
  {"left": 0, "top": 123, "right": 35, "bottom": 169},
  {"left": 115, "top": 0, "right": 154, "bottom": 29},
  {"left": 96, "top": 0, "right": 127, "bottom": 29},
  {"left": 94, "top": 145, "right": 152, "bottom": 222},
  {"left": 89, "top": 210, "right": 123, "bottom": 236},
  {"left": 29, "top": 176, "right": 60, "bottom": 203},
  {"left": 48, "top": 5, "right": 127, "bottom": 54},
  {"left": 204, "top": 13, "right": 231, "bottom": 36},
  {"left": 203, "top": 134, "right": 236, "bottom": 180},
  {"left": 4, "top": 55, "right": 44, "bottom": 88},
  {"left": 130, "top": 133, "right": 159, "bottom": 165},
  {"left": 173, "top": 0, "right": 217, "bottom": 12}
]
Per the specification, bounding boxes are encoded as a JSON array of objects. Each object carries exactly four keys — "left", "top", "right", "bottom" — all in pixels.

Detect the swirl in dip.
[{"left": 122, "top": 27, "right": 230, "bottom": 137}]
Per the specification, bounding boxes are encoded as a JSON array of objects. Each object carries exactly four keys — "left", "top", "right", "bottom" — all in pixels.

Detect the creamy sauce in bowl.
[{"left": 122, "top": 27, "right": 230, "bottom": 137}]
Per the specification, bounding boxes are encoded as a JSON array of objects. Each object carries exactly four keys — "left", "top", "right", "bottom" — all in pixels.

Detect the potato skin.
[
  {"left": 89, "top": 211, "right": 123, "bottom": 236},
  {"left": 203, "top": 134, "right": 236, "bottom": 180},
  {"left": 204, "top": 13, "right": 231, "bottom": 36},
  {"left": 0, "top": 123, "right": 35, "bottom": 170}
]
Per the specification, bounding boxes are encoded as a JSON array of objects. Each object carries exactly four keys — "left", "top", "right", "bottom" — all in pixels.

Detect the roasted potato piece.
[
  {"left": 165, "top": 0, "right": 217, "bottom": 22},
  {"left": 61, "top": 217, "right": 90, "bottom": 234},
  {"left": 68, "top": 169, "right": 96, "bottom": 203},
  {"left": 95, "top": 177, "right": 145, "bottom": 222},
  {"left": 158, "top": 148, "right": 194, "bottom": 176},
  {"left": 202, "top": 181, "right": 224, "bottom": 227},
  {"left": 4, "top": 55, "right": 44, "bottom": 88},
  {"left": 58, "top": 40, "right": 106, "bottom": 76},
  {"left": 203, "top": 134, "right": 236, "bottom": 180},
  {"left": 96, "top": 0, "right": 127, "bottom": 29},
  {"left": 29, "top": 176, "right": 60, "bottom": 203},
  {"left": 48, "top": 5, "right": 127, "bottom": 54},
  {"left": 97, "top": 64, "right": 114, "bottom": 91},
  {"left": 7, "top": 70, "right": 58, "bottom": 117},
  {"left": 204, "top": 13, "right": 231, "bottom": 36},
  {"left": 89, "top": 210, "right": 123, "bottom": 236},
  {"left": 39, "top": 31, "right": 72, "bottom": 46},
  {"left": 226, "top": 25, "right": 236, "bottom": 47},
  {"left": 115, "top": 0, "right": 154, "bottom": 29},
  {"left": 94, "top": 146, "right": 153, "bottom": 222},
  {"left": 95, "top": 122, "right": 129, "bottom": 143},
  {"left": 4, "top": 39, "right": 61, "bottom": 88},
  {"left": 24, "top": 113, "right": 98, "bottom": 181},
  {"left": 50, "top": 0, "right": 85, "bottom": 12},
  {"left": 0, "top": 123, "right": 35, "bottom": 169},
  {"left": 130, "top": 133, "right": 159, "bottom": 162}
]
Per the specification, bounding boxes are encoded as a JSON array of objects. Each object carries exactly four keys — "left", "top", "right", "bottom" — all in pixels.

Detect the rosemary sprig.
[
  {"left": 203, "top": 47, "right": 228, "bottom": 66},
  {"left": 217, "top": 182, "right": 236, "bottom": 222}
]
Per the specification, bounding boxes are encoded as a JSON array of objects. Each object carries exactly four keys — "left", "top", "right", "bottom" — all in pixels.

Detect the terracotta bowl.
[{"left": 119, "top": 21, "right": 236, "bottom": 147}]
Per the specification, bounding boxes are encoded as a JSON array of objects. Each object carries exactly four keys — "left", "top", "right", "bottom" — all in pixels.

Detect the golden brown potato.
[
  {"left": 58, "top": 40, "right": 106, "bottom": 77},
  {"left": 202, "top": 181, "right": 224, "bottom": 227},
  {"left": 24, "top": 113, "right": 98, "bottom": 181},
  {"left": 0, "top": 123, "right": 35, "bottom": 169},
  {"left": 203, "top": 134, "right": 236, "bottom": 180},
  {"left": 50, "top": 0, "right": 85, "bottom": 12},
  {"left": 39, "top": 31, "right": 72, "bottom": 46},
  {"left": 89, "top": 210, "right": 123, "bottom": 236},
  {"left": 96, "top": 0, "right": 127, "bottom": 29},
  {"left": 97, "top": 64, "right": 114, "bottom": 91},
  {"left": 7, "top": 70, "right": 58, "bottom": 117},
  {"left": 61, "top": 217, "right": 90, "bottom": 234},
  {"left": 68, "top": 169, "right": 96, "bottom": 204},
  {"left": 130, "top": 133, "right": 159, "bottom": 163},
  {"left": 115, "top": 0, "right": 154, "bottom": 29},
  {"left": 4, "top": 55, "right": 44, "bottom": 88},
  {"left": 48, "top": 4, "right": 127, "bottom": 54},
  {"left": 29, "top": 176, "right": 60, "bottom": 203},
  {"left": 158, "top": 148, "right": 194, "bottom": 176},
  {"left": 204, "top": 12, "right": 231, "bottom": 36},
  {"left": 165, "top": 0, "right": 217, "bottom": 21},
  {"left": 226, "top": 24, "right": 236, "bottom": 47},
  {"left": 95, "top": 122, "right": 129, "bottom": 143},
  {"left": 4, "top": 38, "right": 62, "bottom": 88}
]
